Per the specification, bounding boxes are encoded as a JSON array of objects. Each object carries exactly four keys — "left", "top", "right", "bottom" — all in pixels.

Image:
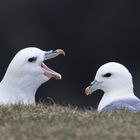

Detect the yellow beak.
[{"left": 55, "top": 49, "right": 65, "bottom": 56}]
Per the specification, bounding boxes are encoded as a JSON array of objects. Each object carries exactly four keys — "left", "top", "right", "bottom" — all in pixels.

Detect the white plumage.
[
  {"left": 0, "top": 47, "right": 65, "bottom": 105},
  {"left": 85, "top": 62, "right": 140, "bottom": 111}
]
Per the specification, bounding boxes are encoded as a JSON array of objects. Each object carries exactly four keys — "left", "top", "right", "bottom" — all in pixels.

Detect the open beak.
[
  {"left": 41, "top": 49, "right": 65, "bottom": 80},
  {"left": 85, "top": 80, "right": 102, "bottom": 96}
]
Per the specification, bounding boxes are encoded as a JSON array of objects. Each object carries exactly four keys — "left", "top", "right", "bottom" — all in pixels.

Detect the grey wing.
[
  {"left": 122, "top": 98, "right": 140, "bottom": 111},
  {"left": 134, "top": 102, "right": 140, "bottom": 111},
  {"left": 101, "top": 98, "right": 140, "bottom": 112},
  {"left": 101, "top": 102, "right": 137, "bottom": 112}
]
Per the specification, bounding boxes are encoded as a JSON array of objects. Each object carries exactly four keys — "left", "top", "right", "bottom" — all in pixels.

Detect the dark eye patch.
[
  {"left": 28, "top": 57, "right": 37, "bottom": 63},
  {"left": 103, "top": 73, "right": 112, "bottom": 78}
]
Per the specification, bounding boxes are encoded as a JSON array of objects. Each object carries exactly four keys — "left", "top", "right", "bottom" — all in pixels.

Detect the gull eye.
[
  {"left": 103, "top": 73, "right": 112, "bottom": 78},
  {"left": 28, "top": 57, "right": 37, "bottom": 63}
]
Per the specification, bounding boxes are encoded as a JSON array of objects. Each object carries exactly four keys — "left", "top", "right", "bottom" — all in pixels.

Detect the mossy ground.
[{"left": 0, "top": 104, "right": 139, "bottom": 140}]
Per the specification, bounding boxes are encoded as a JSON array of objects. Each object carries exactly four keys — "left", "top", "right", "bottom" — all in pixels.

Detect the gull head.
[
  {"left": 3, "top": 47, "right": 65, "bottom": 88},
  {"left": 85, "top": 62, "right": 133, "bottom": 95}
]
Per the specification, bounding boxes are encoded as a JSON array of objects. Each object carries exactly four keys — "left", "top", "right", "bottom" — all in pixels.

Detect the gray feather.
[{"left": 101, "top": 98, "right": 140, "bottom": 112}]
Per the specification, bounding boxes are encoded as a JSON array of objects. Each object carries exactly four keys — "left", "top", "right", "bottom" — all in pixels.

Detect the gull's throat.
[{"left": 41, "top": 63, "right": 61, "bottom": 80}]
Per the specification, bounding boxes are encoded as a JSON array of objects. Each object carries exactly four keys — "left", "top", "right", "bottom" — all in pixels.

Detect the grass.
[{"left": 0, "top": 104, "right": 140, "bottom": 140}]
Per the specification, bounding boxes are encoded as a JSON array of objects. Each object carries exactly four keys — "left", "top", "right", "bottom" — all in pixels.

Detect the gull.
[
  {"left": 85, "top": 62, "right": 140, "bottom": 111},
  {"left": 0, "top": 47, "right": 65, "bottom": 104}
]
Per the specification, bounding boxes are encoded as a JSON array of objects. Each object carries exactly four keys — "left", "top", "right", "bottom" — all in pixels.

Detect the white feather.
[
  {"left": 0, "top": 48, "right": 52, "bottom": 104},
  {"left": 94, "top": 62, "right": 139, "bottom": 111}
]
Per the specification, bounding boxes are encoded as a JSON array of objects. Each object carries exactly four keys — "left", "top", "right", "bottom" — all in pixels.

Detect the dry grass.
[{"left": 0, "top": 104, "right": 140, "bottom": 140}]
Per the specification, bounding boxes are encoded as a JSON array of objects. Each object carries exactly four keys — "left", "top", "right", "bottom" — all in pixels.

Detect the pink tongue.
[{"left": 41, "top": 63, "right": 61, "bottom": 79}]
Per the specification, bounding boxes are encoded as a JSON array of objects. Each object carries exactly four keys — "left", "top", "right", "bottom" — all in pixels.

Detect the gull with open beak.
[{"left": 0, "top": 47, "right": 65, "bottom": 105}]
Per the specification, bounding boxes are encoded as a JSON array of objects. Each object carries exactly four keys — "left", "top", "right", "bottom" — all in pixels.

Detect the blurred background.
[{"left": 0, "top": 0, "right": 140, "bottom": 108}]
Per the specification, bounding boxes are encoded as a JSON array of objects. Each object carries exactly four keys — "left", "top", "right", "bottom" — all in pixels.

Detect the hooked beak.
[
  {"left": 85, "top": 80, "right": 102, "bottom": 96},
  {"left": 44, "top": 49, "right": 65, "bottom": 60},
  {"left": 41, "top": 49, "right": 65, "bottom": 80}
]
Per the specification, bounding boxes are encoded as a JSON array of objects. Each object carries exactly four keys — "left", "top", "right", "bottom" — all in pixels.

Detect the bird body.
[
  {"left": 98, "top": 90, "right": 139, "bottom": 111},
  {"left": 101, "top": 98, "right": 140, "bottom": 111},
  {"left": 0, "top": 75, "right": 37, "bottom": 104}
]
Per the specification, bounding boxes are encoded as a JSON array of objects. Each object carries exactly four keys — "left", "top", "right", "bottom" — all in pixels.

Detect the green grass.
[{"left": 0, "top": 104, "right": 140, "bottom": 140}]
